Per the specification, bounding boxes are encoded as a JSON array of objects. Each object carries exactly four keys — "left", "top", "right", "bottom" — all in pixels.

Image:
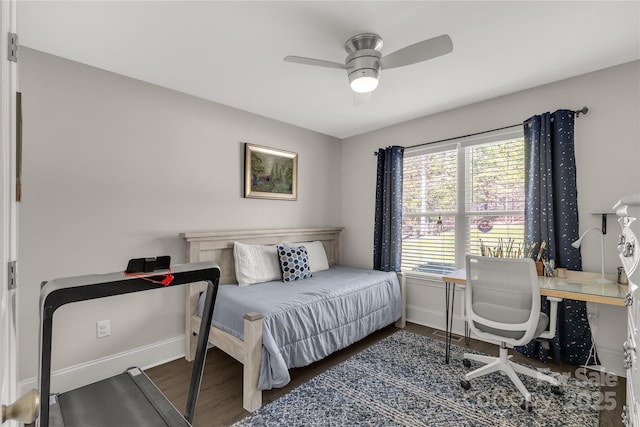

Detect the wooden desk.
[{"left": 440, "top": 268, "right": 628, "bottom": 363}]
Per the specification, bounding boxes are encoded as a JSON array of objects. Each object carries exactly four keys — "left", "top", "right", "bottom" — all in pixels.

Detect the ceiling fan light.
[
  {"left": 348, "top": 67, "right": 380, "bottom": 93},
  {"left": 350, "top": 76, "right": 378, "bottom": 93}
]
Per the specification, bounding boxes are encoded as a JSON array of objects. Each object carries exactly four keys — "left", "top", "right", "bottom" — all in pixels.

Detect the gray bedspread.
[{"left": 198, "top": 265, "right": 401, "bottom": 390}]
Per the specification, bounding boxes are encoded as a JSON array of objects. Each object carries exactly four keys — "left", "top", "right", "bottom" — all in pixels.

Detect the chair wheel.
[
  {"left": 463, "top": 359, "right": 471, "bottom": 368},
  {"left": 520, "top": 400, "right": 534, "bottom": 412},
  {"left": 551, "top": 386, "right": 564, "bottom": 396},
  {"left": 460, "top": 380, "right": 471, "bottom": 390}
]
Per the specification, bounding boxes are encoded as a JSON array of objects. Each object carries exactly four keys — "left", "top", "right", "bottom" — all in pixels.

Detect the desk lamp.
[{"left": 571, "top": 227, "right": 612, "bottom": 284}]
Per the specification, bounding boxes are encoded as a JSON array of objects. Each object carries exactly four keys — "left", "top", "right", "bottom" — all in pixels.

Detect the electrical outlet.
[{"left": 96, "top": 320, "right": 110, "bottom": 338}]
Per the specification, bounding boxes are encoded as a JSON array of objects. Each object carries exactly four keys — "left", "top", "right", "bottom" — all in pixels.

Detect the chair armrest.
[{"left": 538, "top": 296, "right": 562, "bottom": 339}]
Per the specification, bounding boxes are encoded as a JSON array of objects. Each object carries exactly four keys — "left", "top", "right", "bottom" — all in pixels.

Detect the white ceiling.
[{"left": 17, "top": 1, "right": 640, "bottom": 139}]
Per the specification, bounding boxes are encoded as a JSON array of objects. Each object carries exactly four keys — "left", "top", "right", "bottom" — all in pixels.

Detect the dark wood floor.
[{"left": 145, "top": 323, "right": 626, "bottom": 427}]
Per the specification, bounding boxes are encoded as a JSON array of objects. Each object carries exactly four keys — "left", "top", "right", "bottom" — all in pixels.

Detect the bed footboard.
[{"left": 242, "top": 312, "right": 263, "bottom": 412}]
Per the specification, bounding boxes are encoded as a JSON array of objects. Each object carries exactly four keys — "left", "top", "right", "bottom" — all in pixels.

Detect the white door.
[{"left": 0, "top": 0, "right": 18, "bottom": 425}]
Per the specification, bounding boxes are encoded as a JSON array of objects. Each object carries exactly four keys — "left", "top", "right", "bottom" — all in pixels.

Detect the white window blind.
[
  {"left": 402, "top": 134, "right": 525, "bottom": 275},
  {"left": 465, "top": 139, "right": 525, "bottom": 258},
  {"left": 402, "top": 147, "right": 458, "bottom": 275}
]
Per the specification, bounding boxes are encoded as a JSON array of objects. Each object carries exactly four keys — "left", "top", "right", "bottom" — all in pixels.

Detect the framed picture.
[{"left": 244, "top": 143, "right": 298, "bottom": 200}]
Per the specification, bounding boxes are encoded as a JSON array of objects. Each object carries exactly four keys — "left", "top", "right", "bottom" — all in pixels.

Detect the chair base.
[{"left": 462, "top": 345, "right": 559, "bottom": 405}]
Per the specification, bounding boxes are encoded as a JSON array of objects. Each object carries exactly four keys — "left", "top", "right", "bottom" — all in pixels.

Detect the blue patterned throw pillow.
[{"left": 277, "top": 244, "right": 312, "bottom": 282}]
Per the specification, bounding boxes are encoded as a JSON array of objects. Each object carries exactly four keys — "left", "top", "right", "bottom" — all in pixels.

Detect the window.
[{"left": 401, "top": 131, "right": 525, "bottom": 275}]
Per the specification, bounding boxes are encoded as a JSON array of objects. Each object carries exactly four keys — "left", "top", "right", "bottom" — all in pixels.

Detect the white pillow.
[
  {"left": 233, "top": 242, "right": 282, "bottom": 286},
  {"left": 283, "top": 240, "right": 330, "bottom": 273}
]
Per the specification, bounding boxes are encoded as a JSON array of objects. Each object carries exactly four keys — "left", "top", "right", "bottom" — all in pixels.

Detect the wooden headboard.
[{"left": 180, "top": 227, "right": 343, "bottom": 285}]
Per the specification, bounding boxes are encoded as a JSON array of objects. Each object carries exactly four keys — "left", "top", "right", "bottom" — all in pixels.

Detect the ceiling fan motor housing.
[
  {"left": 345, "top": 34, "right": 383, "bottom": 92},
  {"left": 346, "top": 49, "right": 381, "bottom": 83}
]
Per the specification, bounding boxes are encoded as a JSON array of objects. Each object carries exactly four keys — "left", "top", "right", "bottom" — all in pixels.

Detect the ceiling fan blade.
[
  {"left": 380, "top": 34, "right": 453, "bottom": 70},
  {"left": 283, "top": 56, "right": 346, "bottom": 69}
]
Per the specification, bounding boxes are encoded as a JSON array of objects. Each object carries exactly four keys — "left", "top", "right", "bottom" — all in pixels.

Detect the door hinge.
[
  {"left": 8, "top": 32, "right": 18, "bottom": 62},
  {"left": 8, "top": 260, "right": 16, "bottom": 290}
]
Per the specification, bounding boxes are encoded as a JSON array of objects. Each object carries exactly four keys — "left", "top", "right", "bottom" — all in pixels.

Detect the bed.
[{"left": 181, "top": 227, "right": 406, "bottom": 412}]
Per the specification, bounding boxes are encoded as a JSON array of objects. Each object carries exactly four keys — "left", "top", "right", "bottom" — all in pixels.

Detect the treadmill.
[{"left": 37, "top": 259, "right": 220, "bottom": 427}]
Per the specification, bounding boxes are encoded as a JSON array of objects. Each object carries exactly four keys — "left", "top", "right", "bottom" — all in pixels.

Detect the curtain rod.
[{"left": 374, "top": 106, "right": 588, "bottom": 155}]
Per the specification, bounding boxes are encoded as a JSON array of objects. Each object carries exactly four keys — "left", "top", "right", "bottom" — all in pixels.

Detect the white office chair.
[{"left": 460, "top": 255, "right": 562, "bottom": 411}]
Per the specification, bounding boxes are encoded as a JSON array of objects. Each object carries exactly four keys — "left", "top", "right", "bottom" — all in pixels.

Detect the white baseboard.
[
  {"left": 19, "top": 336, "right": 185, "bottom": 396},
  {"left": 407, "top": 304, "right": 470, "bottom": 337}
]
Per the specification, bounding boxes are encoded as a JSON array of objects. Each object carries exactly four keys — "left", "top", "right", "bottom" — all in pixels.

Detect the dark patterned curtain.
[
  {"left": 373, "top": 146, "right": 403, "bottom": 272},
  {"left": 516, "top": 109, "right": 599, "bottom": 365}
]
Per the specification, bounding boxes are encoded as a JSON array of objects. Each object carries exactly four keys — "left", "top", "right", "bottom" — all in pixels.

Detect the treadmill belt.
[{"left": 55, "top": 369, "right": 190, "bottom": 427}]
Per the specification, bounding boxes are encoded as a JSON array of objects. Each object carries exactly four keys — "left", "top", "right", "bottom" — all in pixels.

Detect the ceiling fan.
[{"left": 284, "top": 33, "right": 453, "bottom": 94}]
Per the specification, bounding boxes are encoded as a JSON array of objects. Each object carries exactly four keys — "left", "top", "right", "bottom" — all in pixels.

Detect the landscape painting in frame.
[{"left": 245, "top": 143, "right": 298, "bottom": 200}]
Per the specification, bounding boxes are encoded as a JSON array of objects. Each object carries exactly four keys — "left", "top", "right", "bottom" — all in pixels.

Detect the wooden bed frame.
[{"left": 180, "top": 227, "right": 406, "bottom": 412}]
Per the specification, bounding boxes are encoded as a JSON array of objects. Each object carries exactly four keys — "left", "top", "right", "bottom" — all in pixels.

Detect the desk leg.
[
  {"left": 445, "top": 281, "right": 455, "bottom": 364},
  {"left": 465, "top": 321, "right": 470, "bottom": 345}
]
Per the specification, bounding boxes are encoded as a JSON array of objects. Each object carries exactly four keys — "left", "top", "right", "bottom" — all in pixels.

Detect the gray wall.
[{"left": 18, "top": 48, "right": 342, "bottom": 384}]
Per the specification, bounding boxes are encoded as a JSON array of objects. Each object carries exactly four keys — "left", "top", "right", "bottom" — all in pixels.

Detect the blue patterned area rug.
[{"left": 233, "top": 330, "right": 600, "bottom": 427}]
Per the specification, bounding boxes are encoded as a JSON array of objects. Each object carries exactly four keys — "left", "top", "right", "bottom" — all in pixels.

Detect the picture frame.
[{"left": 244, "top": 143, "right": 298, "bottom": 200}]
